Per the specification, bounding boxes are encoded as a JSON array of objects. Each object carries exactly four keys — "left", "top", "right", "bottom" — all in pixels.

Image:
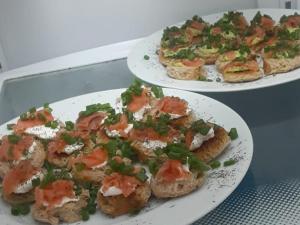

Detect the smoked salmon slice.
[
  {"left": 70, "top": 147, "right": 108, "bottom": 169},
  {"left": 13, "top": 110, "right": 54, "bottom": 134},
  {"left": 127, "top": 89, "right": 150, "bottom": 113},
  {"left": 35, "top": 180, "right": 75, "bottom": 209},
  {"left": 0, "top": 135, "right": 34, "bottom": 161},
  {"left": 101, "top": 172, "right": 141, "bottom": 197},
  {"left": 76, "top": 112, "right": 107, "bottom": 132},
  {"left": 155, "top": 96, "right": 188, "bottom": 116},
  {"left": 155, "top": 160, "right": 189, "bottom": 183},
  {"left": 129, "top": 127, "right": 180, "bottom": 143},
  {"left": 106, "top": 114, "right": 131, "bottom": 138},
  {"left": 3, "top": 160, "right": 39, "bottom": 196}
]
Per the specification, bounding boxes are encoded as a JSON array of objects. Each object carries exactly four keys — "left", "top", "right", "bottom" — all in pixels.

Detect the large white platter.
[
  {"left": 128, "top": 8, "right": 300, "bottom": 92},
  {"left": 0, "top": 88, "right": 253, "bottom": 225}
]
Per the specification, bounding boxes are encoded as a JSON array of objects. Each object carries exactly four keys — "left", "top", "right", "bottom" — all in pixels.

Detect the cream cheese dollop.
[
  {"left": 14, "top": 171, "right": 44, "bottom": 194},
  {"left": 142, "top": 140, "right": 167, "bottom": 150},
  {"left": 25, "top": 124, "right": 60, "bottom": 139},
  {"left": 190, "top": 128, "right": 215, "bottom": 150},
  {"left": 100, "top": 186, "right": 122, "bottom": 197}
]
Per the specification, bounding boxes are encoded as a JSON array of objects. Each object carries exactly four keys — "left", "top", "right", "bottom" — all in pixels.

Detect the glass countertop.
[{"left": 1, "top": 59, "right": 299, "bottom": 224}]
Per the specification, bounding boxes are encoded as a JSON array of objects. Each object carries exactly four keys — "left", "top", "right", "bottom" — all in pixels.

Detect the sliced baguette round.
[
  {"left": 166, "top": 64, "right": 206, "bottom": 80},
  {"left": 193, "top": 126, "right": 231, "bottom": 163},
  {"left": 97, "top": 182, "right": 151, "bottom": 217},
  {"left": 263, "top": 55, "right": 300, "bottom": 75},
  {"left": 32, "top": 189, "right": 89, "bottom": 225},
  {"left": 150, "top": 171, "right": 205, "bottom": 198}
]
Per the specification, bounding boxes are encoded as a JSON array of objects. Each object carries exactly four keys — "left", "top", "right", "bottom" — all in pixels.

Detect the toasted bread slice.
[
  {"left": 263, "top": 55, "right": 300, "bottom": 75},
  {"left": 97, "top": 182, "right": 151, "bottom": 217},
  {"left": 166, "top": 60, "right": 206, "bottom": 80},
  {"left": 71, "top": 167, "right": 106, "bottom": 184},
  {"left": 131, "top": 140, "right": 168, "bottom": 163},
  {"left": 32, "top": 190, "right": 89, "bottom": 225},
  {"left": 193, "top": 126, "right": 231, "bottom": 163},
  {"left": 3, "top": 189, "right": 35, "bottom": 205},
  {"left": 150, "top": 171, "right": 204, "bottom": 198}
]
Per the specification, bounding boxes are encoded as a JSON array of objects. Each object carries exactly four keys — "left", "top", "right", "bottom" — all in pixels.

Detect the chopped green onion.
[
  {"left": 224, "top": 159, "right": 236, "bottom": 167},
  {"left": 80, "top": 208, "right": 90, "bottom": 221},
  {"left": 32, "top": 178, "right": 41, "bottom": 187},
  {"left": 135, "top": 168, "right": 148, "bottom": 182},
  {"left": 61, "top": 133, "right": 77, "bottom": 145},
  {"left": 8, "top": 134, "right": 21, "bottom": 144},
  {"left": 45, "top": 120, "right": 58, "bottom": 129},
  {"left": 75, "top": 163, "right": 86, "bottom": 172},
  {"left": 210, "top": 160, "right": 221, "bottom": 169},
  {"left": 228, "top": 128, "right": 238, "bottom": 140},
  {"left": 148, "top": 159, "right": 159, "bottom": 175},
  {"left": 151, "top": 86, "right": 164, "bottom": 98},
  {"left": 11, "top": 204, "right": 30, "bottom": 216},
  {"left": 65, "top": 121, "right": 75, "bottom": 131},
  {"left": 29, "top": 107, "right": 36, "bottom": 114},
  {"left": 6, "top": 124, "right": 15, "bottom": 130}
]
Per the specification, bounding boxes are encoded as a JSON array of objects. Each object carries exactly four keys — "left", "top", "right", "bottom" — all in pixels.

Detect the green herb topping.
[{"left": 228, "top": 128, "right": 238, "bottom": 140}]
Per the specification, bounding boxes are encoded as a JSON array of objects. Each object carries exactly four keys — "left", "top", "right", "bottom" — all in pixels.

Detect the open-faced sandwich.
[
  {"left": 97, "top": 157, "right": 151, "bottom": 217},
  {"left": 263, "top": 40, "right": 300, "bottom": 75},
  {"left": 149, "top": 143, "right": 208, "bottom": 198},
  {"left": 215, "top": 45, "right": 262, "bottom": 82},
  {"left": 32, "top": 179, "right": 89, "bottom": 225}
]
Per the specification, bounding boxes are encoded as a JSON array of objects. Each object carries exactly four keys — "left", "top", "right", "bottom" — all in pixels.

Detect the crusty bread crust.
[
  {"left": 193, "top": 126, "right": 231, "bottom": 163},
  {"left": 150, "top": 172, "right": 204, "bottom": 198},
  {"left": 97, "top": 182, "right": 151, "bottom": 217},
  {"left": 263, "top": 55, "right": 300, "bottom": 75},
  {"left": 166, "top": 64, "right": 206, "bottom": 80},
  {"left": 3, "top": 189, "right": 35, "bottom": 205},
  {"left": 222, "top": 70, "right": 262, "bottom": 83},
  {"left": 32, "top": 189, "right": 89, "bottom": 225}
]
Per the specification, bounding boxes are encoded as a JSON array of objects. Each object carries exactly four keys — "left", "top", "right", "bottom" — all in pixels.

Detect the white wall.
[
  {"left": 0, "top": 0, "right": 257, "bottom": 70},
  {"left": 0, "top": 41, "right": 7, "bottom": 72}
]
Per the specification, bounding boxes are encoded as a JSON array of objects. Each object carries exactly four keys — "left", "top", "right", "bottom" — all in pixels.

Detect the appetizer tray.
[
  {"left": 128, "top": 8, "right": 300, "bottom": 92},
  {"left": 0, "top": 87, "right": 253, "bottom": 225}
]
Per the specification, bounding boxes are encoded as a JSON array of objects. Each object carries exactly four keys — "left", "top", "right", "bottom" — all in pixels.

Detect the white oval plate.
[
  {"left": 0, "top": 88, "right": 253, "bottom": 225},
  {"left": 128, "top": 8, "right": 300, "bottom": 92}
]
